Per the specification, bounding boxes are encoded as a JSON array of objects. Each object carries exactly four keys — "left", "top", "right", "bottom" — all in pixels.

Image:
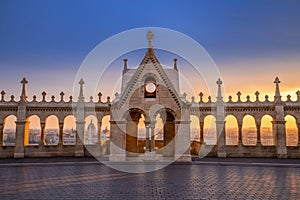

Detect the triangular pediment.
[{"left": 114, "top": 48, "right": 185, "bottom": 110}]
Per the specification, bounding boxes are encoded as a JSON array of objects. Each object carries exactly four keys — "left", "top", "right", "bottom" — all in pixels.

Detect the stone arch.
[
  {"left": 63, "top": 115, "right": 76, "bottom": 145},
  {"left": 84, "top": 115, "right": 98, "bottom": 145},
  {"left": 125, "top": 108, "right": 145, "bottom": 155},
  {"left": 242, "top": 115, "right": 257, "bottom": 146},
  {"left": 26, "top": 115, "right": 41, "bottom": 146},
  {"left": 190, "top": 115, "right": 200, "bottom": 141},
  {"left": 100, "top": 115, "right": 111, "bottom": 142},
  {"left": 285, "top": 115, "right": 298, "bottom": 146},
  {"left": 3, "top": 115, "right": 17, "bottom": 146},
  {"left": 44, "top": 115, "right": 59, "bottom": 145},
  {"left": 260, "top": 115, "right": 274, "bottom": 146},
  {"left": 225, "top": 115, "right": 238, "bottom": 145},
  {"left": 203, "top": 115, "right": 217, "bottom": 145}
]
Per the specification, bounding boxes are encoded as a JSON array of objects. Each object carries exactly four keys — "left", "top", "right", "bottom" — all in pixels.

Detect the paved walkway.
[{"left": 0, "top": 158, "right": 299, "bottom": 199}]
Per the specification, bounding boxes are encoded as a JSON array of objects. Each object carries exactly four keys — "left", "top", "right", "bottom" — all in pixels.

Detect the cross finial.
[
  {"left": 79, "top": 78, "right": 85, "bottom": 86},
  {"left": 274, "top": 76, "right": 281, "bottom": 101},
  {"left": 199, "top": 92, "right": 203, "bottom": 103},
  {"left": 20, "top": 77, "right": 28, "bottom": 102},
  {"left": 216, "top": 78, "right": 222, "bottom": 86},
  {"left": 78, "top": 78, "right": 85, "bottom": 102},
  {"left": 274, "top": 77, "right": 280, "bottom": 85},
  {"left": 147, "top": 30, "right": 154, "bottom": 48}
]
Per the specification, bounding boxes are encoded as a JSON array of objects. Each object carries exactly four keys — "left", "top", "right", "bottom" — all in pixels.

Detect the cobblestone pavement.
[{"left": 0, "top": 161, "right": 299, "bottom": 199}]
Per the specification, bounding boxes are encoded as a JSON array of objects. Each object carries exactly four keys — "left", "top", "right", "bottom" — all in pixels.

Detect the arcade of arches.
[{"left": 0, "top": 31, "right": 300, "bottom": 161}]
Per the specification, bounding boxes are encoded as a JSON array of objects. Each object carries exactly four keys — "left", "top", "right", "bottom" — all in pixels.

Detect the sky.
[{"left": 0, "top": 0, "right": 300, "bottom": 102}]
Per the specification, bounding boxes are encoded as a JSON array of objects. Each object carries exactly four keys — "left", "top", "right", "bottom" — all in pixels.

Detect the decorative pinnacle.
[
  {"left": 20, "top": 77, "right": 28, "bottom": 102},
  {"left": 255, "top": 91, "right": 260, "bottom": 101},
  {"left": 216, "top": 78, "right": 223, "bottom": 100},
  {"left": 60, "top": 91, "right": 65, "bottom": 102},
  {"left": 173, "top": 58, "right": 178, "bottom": 71},
  {"left": 147, "top": 30, "right": 154, "bottom": 48},
  {"left": 1, "top": 90, "right": 5, "bottom": 101},
  {"left": 123, "top": 59, "right": 128, "bottom": 75}
]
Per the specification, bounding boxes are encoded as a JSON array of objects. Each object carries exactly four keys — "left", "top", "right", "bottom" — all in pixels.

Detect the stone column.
[
  {"left": 199, "top": 121, "right": 204, "bottom": 144},
  {"left": 126, "top": 120, "right": 138, "bottom": 154},
  {"left": 109, "top": 120, "right": 126, "bottom": 161},
  {"left": 256, "top": 124, "right": 261, "bottom": 144},
  {"left": 75, "top": 121, "right": 85, "bottom": 157},
  {"left": 14, "top": 120, "right": 29, "bottom": 158},
  {"left": 174, "top": 120, "right": 191, "bottom": 161},
  {"left": 150, "top": 126, "right": 155, "bottom": 152},
  {"left": 273, "top": 120, "right": 287, "bottom": 158},
  {"left": 298, "top": 123, "right": 300, "bottom": 146},
  {"left": 98, "top": 122, "right": 102, "bottom": 144},
  {"left": 216, "top": 120, "right": 226, "bottom": 157},
  {"left": 238, "top": 124, "right": 243, "bottom": 144},
  {"left": 145, "top": 126, "right": 150, "bottom": 152},
  {"left": 40, "top": 122, "right": 45, "bottom": 145},
  {"left": 58, "top": 122, "right": 64, "bottom": 146},
  {"left": 0, "top": 123, "right": 3, "bottom": 146}
]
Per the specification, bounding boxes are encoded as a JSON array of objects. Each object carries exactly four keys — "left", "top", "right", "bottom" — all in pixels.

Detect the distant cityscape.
[
  {"left": 2, "top": 127, "right": 298, "bottom": 146},
  {"left": 3, "top": 127, "right": 111, "bottom": 146}
]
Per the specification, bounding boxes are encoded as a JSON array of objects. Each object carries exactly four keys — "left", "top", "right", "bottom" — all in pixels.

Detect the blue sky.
[{"left": 0, "top": 0, "right": 299, "bottom": 100}]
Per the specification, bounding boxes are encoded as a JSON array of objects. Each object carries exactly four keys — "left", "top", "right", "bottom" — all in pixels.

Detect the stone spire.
[
  {"left": 20, "top": 77, "right": 28, "bottom": 102},
  {"left": 140, "top": 30, "right": 160, "bottom": 65},
  {"left": 78, "top": 78, "right": 85, "bottom": 102},
  {"left": 173, "top": 58, "right": 178, "bottom": 71},
  {"left": 216, "top": 78, "right": 223, "bottom": 102},
  {"left": 274, "top": 77, "right": 281, "bottom": 101},
  {"left": 123, "top": 58, "right": 128, "bottom": 75}
]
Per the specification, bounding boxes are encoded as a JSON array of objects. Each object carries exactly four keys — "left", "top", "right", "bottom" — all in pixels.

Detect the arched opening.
[
  {"left": 285, "top": 115, "right": 298, "bottom": 146},
  {"left": 242, "top": 115, "right": 257, "bottom": 145},
  {"left": 225, "top": 115, "right": 238, "bottom": 145},
  {"left": 27, "top": 115, "right": 41, "bottom": 145},
  {"left": 100, "top": 115, "right": 110, "bottom": 154},
  {"left": 261, "top": 115, "right": 274, "bottom": 146},
  {"left": 85, "top": 115, "right": 98, "bottom": 145},
  {"left": 161, "top": 111, "right": 175, "bottom": 157},
  {"left": 63, "top": 115, "right": 76, "bottom": 145},
  {"left": 190, "top": 115, "right": 200, "bottom": 155},
  {"left": 125, "top": 109, "right": 143, "bottom": 156},
  {"left": 203, "top": 115, "right": 217, "bottom": 145},
  {"left": 45, "top": 115, "right": 59, "bottom": 145},
  {"left": 137, "top": 114, "right": 146, "bottom": 152},
  {"left": 3, "top": 115, "right": 17, "bottom": 146},
  {"left": 154, "top": 113, "right": 164, "bottom": 150},
  {"left": 100, "top": 115, "right": 110, "bottom": 143},
  {"left": 190, "top": 115, "right": 200, "bottom": 141}
]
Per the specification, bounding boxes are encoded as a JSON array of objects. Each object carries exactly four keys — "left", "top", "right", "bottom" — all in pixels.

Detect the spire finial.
[
  {"left": 216, "top": 78, "right": 223, "bottom": 101},
  {"left": 78, "top": 78, "right": 85, "bottom": 102},
  {"left": 173, "top": 58, "right": 178, "bottom": 71},
  {"left": 274, "top": 76, "right": 281, "bottom": 101},
  {"left": 123, "top": 58, "right": 128, "bottom": 75},
  {"left": 20, "top": 77, "right": 28, "bottom": 102},
  {"left": 147, "top": 30, "right": 154, "bottom": 48}
]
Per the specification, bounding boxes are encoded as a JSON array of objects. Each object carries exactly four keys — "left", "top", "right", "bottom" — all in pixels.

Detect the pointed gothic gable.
[{"left": 115, "top": 47, "right": 184, "bottom": 109}]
